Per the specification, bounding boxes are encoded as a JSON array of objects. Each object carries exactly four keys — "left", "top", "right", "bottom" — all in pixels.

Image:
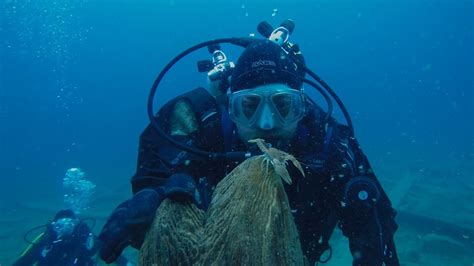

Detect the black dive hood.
[{"left": 147, "top": 19, "right": 355, "bottom": 161}]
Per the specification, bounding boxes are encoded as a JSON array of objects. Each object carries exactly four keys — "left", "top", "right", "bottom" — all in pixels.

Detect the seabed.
[{"left": 1, "top": 164, "right": 473, "bottom": 265}]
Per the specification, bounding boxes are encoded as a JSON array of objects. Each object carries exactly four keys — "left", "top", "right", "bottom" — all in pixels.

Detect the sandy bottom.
[{"left": 1, "top": 164, "right": 473, "bottom": 265}]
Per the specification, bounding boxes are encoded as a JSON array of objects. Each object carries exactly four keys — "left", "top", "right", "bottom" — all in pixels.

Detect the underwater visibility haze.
[{"left": 1, "top": 0, "right": 473, "bottom": 265}]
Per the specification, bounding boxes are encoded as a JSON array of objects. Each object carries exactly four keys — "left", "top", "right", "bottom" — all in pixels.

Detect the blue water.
[{"left": 1, "top": 0, "right": 473, "bottom": 264}]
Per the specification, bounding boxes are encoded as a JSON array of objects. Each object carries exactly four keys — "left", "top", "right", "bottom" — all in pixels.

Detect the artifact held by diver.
[{"left": 139, "top": 139, "right": 307, "bottom": 265}]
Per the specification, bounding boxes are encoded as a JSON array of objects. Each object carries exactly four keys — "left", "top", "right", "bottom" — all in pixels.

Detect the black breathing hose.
[{"left": 147, "top": 37, "right": 355, "bottom": 160}]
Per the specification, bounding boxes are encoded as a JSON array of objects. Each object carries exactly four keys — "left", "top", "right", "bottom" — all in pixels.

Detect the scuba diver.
[
  {"left": 13, "top": 209, "right": 97, "bottom": 266},
  {"left": 98, "top": 20, "right": 399, "bottom": 265},
  {"left": 14, "top": 209, "right": 132, "bottom": 266}
]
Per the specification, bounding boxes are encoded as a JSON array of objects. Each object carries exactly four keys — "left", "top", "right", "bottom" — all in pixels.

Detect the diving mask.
[
  {"left": 229, "top": 85, "right": 305, "bottom": 129},
  {"left": 51, "top": 217, "right": 78, "bottom": 239}
]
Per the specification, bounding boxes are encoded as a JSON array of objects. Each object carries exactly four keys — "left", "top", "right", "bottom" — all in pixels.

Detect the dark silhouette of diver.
[
  {"left": 99, "top": 20, "right": 399, "bottom": 265},
  {"left": 14, "top": 209, "right": 131, "bottom": 266}
]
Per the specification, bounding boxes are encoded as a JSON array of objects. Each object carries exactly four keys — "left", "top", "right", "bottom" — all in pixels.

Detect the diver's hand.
[
  {"left": 98, "top": 174, "right": 197, "bottom": 263},
  {"left": 98, "top": 189, "right": 161, "bottom": 263},
  {"left": 162, "top": 173, "right": 197, "bottom": 203}
]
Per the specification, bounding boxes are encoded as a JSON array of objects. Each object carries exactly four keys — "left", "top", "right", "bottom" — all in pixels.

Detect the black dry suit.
[{"left": 131, "top": 87, "right": 400, "bottom": 266}]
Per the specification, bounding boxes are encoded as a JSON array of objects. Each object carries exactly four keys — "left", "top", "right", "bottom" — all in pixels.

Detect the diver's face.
[{"left": 230, "top": 84, "right": 304, "bottom": 148}]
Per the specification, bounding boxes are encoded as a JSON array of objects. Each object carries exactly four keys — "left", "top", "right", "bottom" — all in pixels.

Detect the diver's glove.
[
  {"left": 161, "top": 173, "right": 198, "bottom": 203},
  {"left": 98, "top": 174, "right": 197, "bottom": 263},
  {"left": 98, "top": 188, "right": 161, "bottom": 263}
]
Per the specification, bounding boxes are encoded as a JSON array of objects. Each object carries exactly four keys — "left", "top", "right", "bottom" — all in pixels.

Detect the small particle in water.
[
  {"left": 245, "top": 12, "right": 249, "bottom": 17},
  {"left": 241, "top": 4, "right": 245, "bottom": 8},
  {"left": 353, "top": 251, "right": 362, "bottom": 260},
  {"left": 421, "top": 64, "right": 432, "bottom": 72},
  {"left": 271, "top": 8, "right": 278, "bottom": 17}
]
